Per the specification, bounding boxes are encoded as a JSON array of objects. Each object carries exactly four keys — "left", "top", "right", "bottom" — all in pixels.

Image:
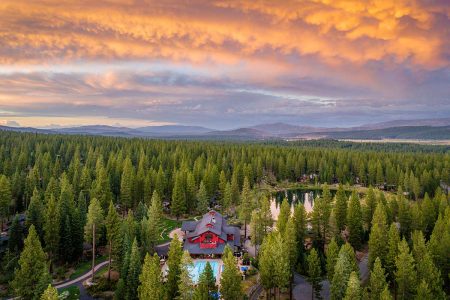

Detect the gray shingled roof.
[
  {"left": 185, "top": 211, "right": 224, "bottom": 238},
  {"left": 181, "top": 221, "right": 198, "bottom": 232}
]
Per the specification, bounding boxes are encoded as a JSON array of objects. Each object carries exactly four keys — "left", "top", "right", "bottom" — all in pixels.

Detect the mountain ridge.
[{"left": 1, "top": 118, "right": 449, "bottom": 140}]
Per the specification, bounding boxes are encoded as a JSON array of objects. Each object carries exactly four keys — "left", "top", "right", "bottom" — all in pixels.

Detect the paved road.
[
  {"left": 359, "top": 252, "right": 369, "bottom": 283},
  {"left": 293, "top": 273, "right": 330, "bottom": 300},
  {"left": 54, "top": 260, "right": 110, "bottom": 300},
  {"left": 54, "top": 260, "right": 110, "bottom": 289},
  {"left": 249, "top": 283, "right": 264, "bottom": 300},
  {"left": 292, "top": 252, "right": 368, "bottom": 300}
]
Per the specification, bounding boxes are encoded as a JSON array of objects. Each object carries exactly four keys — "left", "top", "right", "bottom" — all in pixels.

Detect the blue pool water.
[{"left": 190, "top": 260, "right": 220, "bottom": 283}]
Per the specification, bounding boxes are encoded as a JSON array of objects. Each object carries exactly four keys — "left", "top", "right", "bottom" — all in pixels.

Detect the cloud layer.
[{"left": 0, "top": 0, "right": 449, "bottom": 128}]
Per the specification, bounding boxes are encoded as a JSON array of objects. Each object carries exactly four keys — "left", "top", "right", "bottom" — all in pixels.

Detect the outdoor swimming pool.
[{"left": 190, "top": 260, "right": 221, "bottom": 283}]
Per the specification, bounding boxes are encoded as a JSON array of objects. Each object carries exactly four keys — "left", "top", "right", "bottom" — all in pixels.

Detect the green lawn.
[
  {"left": 69, "top": 255, "right": 108, "bottom": 280},
  {"left": 158, "top": 218, "right": 182, "bottom": 243}
]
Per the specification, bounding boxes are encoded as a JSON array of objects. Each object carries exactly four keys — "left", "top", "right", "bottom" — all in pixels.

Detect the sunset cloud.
[{"left": 0, "top": 0, "right": 448, "bottom": 128}]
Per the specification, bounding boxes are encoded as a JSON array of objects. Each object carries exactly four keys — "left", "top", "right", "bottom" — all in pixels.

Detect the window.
[{"left": 204, "top": 233, "right": 213, "bottom": 243}]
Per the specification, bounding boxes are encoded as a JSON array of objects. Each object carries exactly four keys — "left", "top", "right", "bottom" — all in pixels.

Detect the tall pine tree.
[
  {"left": 395, "top": 239, "right": 417, "bottom": 300},
  {"left": 307, "top": 248, "right": 323, "bottom": 300},
  {"left": 220, "top": 246, "right": 243, "bottom": 300},
  {"left": 138, "top": 253, "right": 163, "bottom": 300},
  {"left": 346, "top": 191, "right": 363, "bottom": 250},
  {"left": 166, "top": 234, "right": 183, "bottom": 300},
  {"left": 12, "top": 225, "right": 51, "bottom": 299}
]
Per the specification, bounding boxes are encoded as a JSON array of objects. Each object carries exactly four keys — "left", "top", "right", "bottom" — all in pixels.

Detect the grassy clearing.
[{"left": 158, "top": 218, "right": 182, "bottom": 243}]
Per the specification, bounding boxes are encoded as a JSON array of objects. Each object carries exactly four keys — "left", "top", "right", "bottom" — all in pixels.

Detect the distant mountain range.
[{"left": 1, "top": 118, "right": 449, "bottom": 140}]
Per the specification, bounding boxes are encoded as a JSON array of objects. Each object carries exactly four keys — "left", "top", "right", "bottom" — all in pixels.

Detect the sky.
[{"left": 0, "top": 0, "right": 449, "bottom": 129}]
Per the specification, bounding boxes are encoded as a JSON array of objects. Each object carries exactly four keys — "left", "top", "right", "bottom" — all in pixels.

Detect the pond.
[{"left": 270, "top": 188, "right": 337, "bottom": 220}]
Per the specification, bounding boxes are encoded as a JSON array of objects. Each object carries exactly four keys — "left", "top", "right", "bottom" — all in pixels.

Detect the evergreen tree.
[
  {"left": 284, "top": 216, "right": 298, "bottom": 269},
  {"left": 105, "top": 201, "right": 121, "bottom": 280},
  {"left": 346, "top": 191, "right": 363, "bottom": 250},
  {"left": 260, "top": 197, "right": 273, "bottom": 232},
  {"left": 326, "top": 237, "right": 339, "bottom": 282},
  {"left": 58, "top": 175, "right": 81, "bottom": 262},
  {"left": 340, "top": 243, "right": 359, "bottom": 275},
  {"left": 84, "top": 197, "right": 104, "bottom": 283},
  {"left": 311, "top": 190, "right": 331, "bottom": 252},
  {"left": 121, "top": 157, "right": 135, "bottom": 210},
  {"left": 364, "top": 187, "right": 377, "bottom": 230},
  {"left": 395, "top": 239, "right": 417, "bottom": 300},
  {"left": 415, "top": 281, "right": 433, "bottom": 300},
  {"left": 70, "top": 206, "right": 84, "bottom": 262},
  {"left": 307, "top": 248, "right": 323, "bottom": 300},
  {"left": 11, "top": 225, "right": 51, "bottom": 299},
  {"left": 91, "top": 161, "right": 113, "bottom": 211},
  {"left": 421, "top": 194, "right": 436, "bottom": 238},
  {"left": 411, "top": 231, "right": 445, "bottom": 299},
  {"left": 250, "top": 210, "right": 263, "bottom": 255},
  {"left": 135, "top": 201, "right": 148, "bottom": 222},
  {"left": 294, "top": 202, "right": 307, "bottom": 270},
  {"left": 331, "top": 250, "right": 353, "bottom": 300},
  {"left": 40, "top": 284, "right": 58, "bottom": 300},
  {"left": 196, "top": 181, "right": 209, "bottom": 213},
  {"left": 277, "top": 198, "right": 290, "bottom": 235},
  {"left": 410, "top": 203, "right": 423, "bottom": 232},
  {"left": 202, "top": 262, "right": 216, "bottom": 293},
  {"left": 239, "top": 177, "right": 253, "bottom": 239},
  {"left": 222, "top": 182, "right": 233, "bottom": 214},
  {"left": 219, "top": 170, "right": 227, "bottom": 204},
  {"left": 186, "top": 172, "right": 197, "bottom": 213},
  {"left": 380, "top": 286, "right": 393, "bottom": 300},
  {"left": 194, "top": 262, "right": 216, "bottom": 300},
  {"left": 8, "top": 214, "right": 24, "bottom": 253},
  {"left": 369, "top": 258, "right": 388, "bottom": 300},
  {"left": 26, "top": 188, "right": 45, "bottom": 241},
  {"left": 272, "top": 232, "right": 291, "bottom": 296},
  {"left": 178, "top": 250, "right": 195, "bottom": 300},
  {"left": 124, "top": 210, "right": 137, "bottom": 244},
  {"left": 368, "top": 202, "right": 388, "bottom": 269},
  {"left": 166, "top": 234, "right": 183, "bottom": 300},
  {"left": 397, "top": 197, "right": 411, "bottom": 238},
  {"left": 343, "top": 271, "right": 361, "bottom": 300},
  {"left": 44, "top": 195, "right": 59, "bottom": 268},
  {"left": 138, "top": 253, "right": 163, "bottom": 300},
  {"left": 220, "top": 246, "right": 243, "bottom": 300},
  {"left": 0, "top": 174, "right": 12, "bottom": 232},
  {"left": 77, "top": 191, "right": 87, "bottom": 229},
  {"left": 172, "top": 174, "right": 186, "bottom": 219},
  {"left": 259, "top": 233, "right": 276, "bottom": 295},
  {"left": 126, "top": 238, "right": 141, "bottom": 300},
  {"left": 385, "top": 223, "right": 400, "bottom": 284},
  {"left": 142, "top": 191, "right": 163, "bottom": 253},
  {"left": 428, "top": 211, "right": 450, "bottom": 290},
  {"left": 334, "top": 184, "right": 347, "bottom": 232}
]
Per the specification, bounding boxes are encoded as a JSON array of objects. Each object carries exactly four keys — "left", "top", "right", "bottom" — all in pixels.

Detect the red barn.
[{"left": 181, "top": 210, "right": 241, "bottom": 257}]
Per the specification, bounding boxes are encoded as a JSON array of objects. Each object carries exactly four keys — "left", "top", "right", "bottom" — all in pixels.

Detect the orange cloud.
[{"left": 0, "top": 0, "right": 448, "bottom": 70}]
